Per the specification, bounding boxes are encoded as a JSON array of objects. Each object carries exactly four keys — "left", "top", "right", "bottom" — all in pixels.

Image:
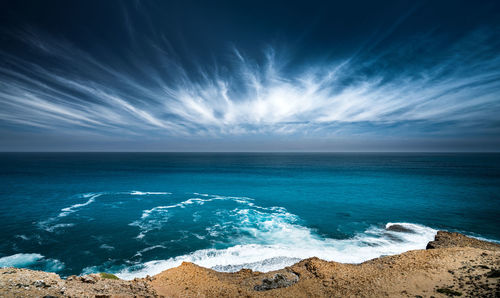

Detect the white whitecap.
[
  {"left": 100, "top": 244, "right": 115, "bottom": 251},
  {"left": 0, "top": 253, "right": 44, "bottom": 267},
  {"left": 59, "top": 194, "right": 98, "bottom": 217},
  {"left": 38, "top": 193, "right": 102, "bottom": 232},
  {"left": 128, "top": 196, "right": 246, "bottom": 239},
  {"left": 134, "top": 245, "right": 167, "bottom": 257},
  {"left": 0, "top": 253, "right": 64, "bottom": 272},
  {"left": 15, "top": 235, "right": 30, "bottom": 241},
  {"left": 130, "top": 191, "right": 171, "bottom": 195}
]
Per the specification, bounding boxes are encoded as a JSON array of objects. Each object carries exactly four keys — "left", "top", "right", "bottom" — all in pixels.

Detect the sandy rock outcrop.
[{"left": 426, "top": 231, "right": 500, "bottom": 250}]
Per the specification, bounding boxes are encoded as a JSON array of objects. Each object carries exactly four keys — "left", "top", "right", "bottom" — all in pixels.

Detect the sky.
[{"left": 0, "top": 0, "right": 499, "bottom": 152}]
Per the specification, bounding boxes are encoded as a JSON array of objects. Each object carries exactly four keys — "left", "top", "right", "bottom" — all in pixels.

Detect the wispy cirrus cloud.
[{"left": 0, "top": 26, "right": 499, "bottom": 143}]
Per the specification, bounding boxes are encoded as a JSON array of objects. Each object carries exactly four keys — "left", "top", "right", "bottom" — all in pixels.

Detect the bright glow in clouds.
[{"left": 0, "top": 28, "right": 499, "bottom": 144}]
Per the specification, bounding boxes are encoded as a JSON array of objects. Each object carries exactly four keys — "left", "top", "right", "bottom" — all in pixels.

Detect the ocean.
[{"left": 0, "top": 153, "right": 499, "bottom": 279}]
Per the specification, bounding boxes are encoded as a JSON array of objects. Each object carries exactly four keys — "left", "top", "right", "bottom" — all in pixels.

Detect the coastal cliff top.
[
  {"left": 1, "top": 231, "right": 499, "bottom": 297},
  {"left": 426, "top": 231, "right": 500, "bottom": 250}
]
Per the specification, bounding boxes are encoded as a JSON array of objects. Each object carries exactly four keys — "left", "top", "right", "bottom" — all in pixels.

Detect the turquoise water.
[{"left": 0, "top": 153, "right": 499, "bottom": 278}]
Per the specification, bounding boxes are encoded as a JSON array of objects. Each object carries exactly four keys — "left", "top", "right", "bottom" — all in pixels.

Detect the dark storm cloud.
[{"left": 0, "top": 0, "right": 499, "bottom": 151}]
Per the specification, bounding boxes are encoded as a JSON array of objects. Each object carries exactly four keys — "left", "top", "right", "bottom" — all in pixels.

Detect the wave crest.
[
  {"left": 0, "top": 253, "right": 64, "bottom": 272},
  {"left": 117, "top": 193, "right": 437, "bottom": 279}
]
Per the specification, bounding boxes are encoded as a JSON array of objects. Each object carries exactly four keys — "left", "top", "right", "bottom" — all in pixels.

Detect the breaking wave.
[
  {"left": 0, "top": 253, "right": 64, "bottom": 272},
  {"left": 117, "top": 194, "right": 437, "bottom": 279}
]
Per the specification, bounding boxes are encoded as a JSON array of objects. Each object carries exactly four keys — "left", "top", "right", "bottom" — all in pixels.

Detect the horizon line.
[{"left": 1, "top": 151, "right": 499, "bottom": 154}]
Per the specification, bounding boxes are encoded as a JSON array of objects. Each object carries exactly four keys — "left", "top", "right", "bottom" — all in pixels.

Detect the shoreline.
[
  {"left": 1, "top": 231, "right": 499, "bottom": 297},
  {"left": 114, "top": 221, "right": 440, "bottom": 279}
]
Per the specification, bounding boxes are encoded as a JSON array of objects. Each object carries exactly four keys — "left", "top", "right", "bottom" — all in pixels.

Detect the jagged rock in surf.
[{"left": 386, "top": 224, "right": 416, "bottom": 233}]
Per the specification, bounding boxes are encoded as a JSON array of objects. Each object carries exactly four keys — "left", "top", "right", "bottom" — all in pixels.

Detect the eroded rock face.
[{"left": 254, "top": 273, "right": 299, "bottom": 291}]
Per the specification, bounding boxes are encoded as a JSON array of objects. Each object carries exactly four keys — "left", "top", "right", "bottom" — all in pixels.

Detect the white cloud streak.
[{"left": 0, "top": 28, "right": 499, "bottom": 140}]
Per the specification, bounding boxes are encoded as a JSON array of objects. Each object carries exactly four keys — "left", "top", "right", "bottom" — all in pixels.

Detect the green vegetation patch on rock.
[{"left": 99, "top": 272, "right": 119, "bottom": 280}]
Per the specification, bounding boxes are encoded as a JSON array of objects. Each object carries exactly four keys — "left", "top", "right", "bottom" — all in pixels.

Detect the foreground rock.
[
  {"left": 1, "top": 231, "right": 499, "bottom": 297},
  {"left": 0, "top": 271, "right": 157, "bottom": 297}
]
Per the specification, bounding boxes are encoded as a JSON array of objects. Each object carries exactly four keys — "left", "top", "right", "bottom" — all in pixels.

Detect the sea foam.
[
  {"left": 130, "top": 191, "right": 171, "bottom": 195},
  {"left": 117, "top": 221, "right": 437, "bottom": 279},
  {"left": 117, "top": 194, "right": 437, "bottom": 279},
  {"left": 0, "top": 253, "right": 64, "bottom": 272},
  {"left": 37, "top": 192, "right": 102, "bottom": 232}
]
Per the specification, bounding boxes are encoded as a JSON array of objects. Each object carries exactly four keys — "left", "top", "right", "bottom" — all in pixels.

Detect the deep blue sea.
[{"left": 0, "top": 153, "right": 499, "bottom": 279}]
